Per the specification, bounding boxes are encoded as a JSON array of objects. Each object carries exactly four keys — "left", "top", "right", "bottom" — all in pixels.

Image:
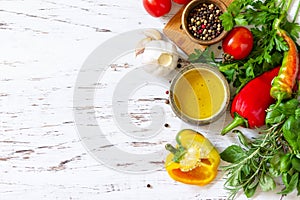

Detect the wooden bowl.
[{"left": 182, "top": 0, "right": 228, "bottom": 45}]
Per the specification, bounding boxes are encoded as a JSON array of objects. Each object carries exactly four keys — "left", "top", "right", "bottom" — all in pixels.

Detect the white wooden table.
[{"left": 0, "top": 0, "right": 299, "bottom": 199}]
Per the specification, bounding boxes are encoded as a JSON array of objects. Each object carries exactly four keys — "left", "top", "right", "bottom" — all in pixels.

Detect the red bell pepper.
[{"left": 221, "top": 66, "right": 280, "bottom": 135}]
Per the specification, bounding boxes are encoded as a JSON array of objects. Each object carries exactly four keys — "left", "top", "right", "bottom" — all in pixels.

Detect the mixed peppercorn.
[{"left": 187, "top": 3, "right": 224, "bottom": 41}]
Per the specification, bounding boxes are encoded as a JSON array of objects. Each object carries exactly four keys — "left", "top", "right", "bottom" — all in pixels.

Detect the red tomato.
[
  {"left": 222, "top": 26, "right": 254, "bottom": 60},
  {"left": 143, "top": 0, "right": 172, "bottom": 17},
  {"left": 172, "top": 0, "right": 192, "bottom": 4}
]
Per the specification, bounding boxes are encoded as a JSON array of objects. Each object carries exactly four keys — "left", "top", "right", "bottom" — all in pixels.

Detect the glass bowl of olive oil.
[{"left": 169, "top": 63, "right": 230, "bottom": 125}]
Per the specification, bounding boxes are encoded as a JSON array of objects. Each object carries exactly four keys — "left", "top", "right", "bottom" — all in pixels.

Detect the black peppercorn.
[{"left": 186, "top": 3, "right": 224, "bottom": 41}]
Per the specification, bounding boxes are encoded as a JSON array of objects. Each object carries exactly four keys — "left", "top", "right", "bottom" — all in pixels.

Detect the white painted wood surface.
[{"left": 0, "top": 0, "right": 299, "bottom": 199}]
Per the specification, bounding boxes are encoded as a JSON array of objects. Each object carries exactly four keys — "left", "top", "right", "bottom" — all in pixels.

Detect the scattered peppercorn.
[
  {"left": 165, "top": 99, "right": 170, "bottom": 104},
  {"left": 164, "top": 123, "right": 169, "bottom": 127},
  {"left": 177, "top": 63, "right": 182, "bottom": 68},
  {"left": 222, "top": 53, "right": 234, "bottom": 63},
  {"left": 147, "top": 184, "right": 152, "bottom": 188},
  {"left": 187, "top": 3, "right": 224, "bottom": 41}
]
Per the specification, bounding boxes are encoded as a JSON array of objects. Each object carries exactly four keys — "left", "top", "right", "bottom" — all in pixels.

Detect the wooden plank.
[{"left": 163, "top": 0, "right": 234, "bottom": 55}]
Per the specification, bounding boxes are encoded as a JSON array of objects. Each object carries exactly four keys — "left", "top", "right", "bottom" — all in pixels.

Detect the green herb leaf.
[
  {"left": 234, "top": 130, "right": 251, "bottom": 148},
  {"left": 248, "top": 177, "right": 259, "bottom": 189},
  {"left": 269, "top": 167, "right": 281, "bottom": 177},
  {"left": 292, "top": 157, "right": 300, "bottom": 172},
  {"left": 265, "top": 104, "right": 286, "bottom": 125},
  {"left": 220, "top": 12, "right": 234, "bottom": 31},
  {"left": 278, "top": 172, "right": 299, "bottom": 194},
  {"left": 218, "top": 63, "right": 239, "bottom": 82},
  {"left": 227, "top": 171, "right": 241, "bottom": 187},
  {"left": 280, "top": 99, "right": 299, "bottom": 116},
  {"left": 283, "top": 116, "right": 300, "bottom": 152},
  {"left": 241, "top": 165, "right": 251, "bottom": 178},
  {"left": 282, "top": 172, "right": 291, "bottom": 187},
  {"left": 270, "top": 153, "right": 282, "bottom": 174},
  {"left": 188, "top": 48, "right": 215, "bottom": 64},
  {"left": 220, "top": 145, "right": 246, "bottom": 163},
  {"left": 188, "top": 49, "right": 202, "bottom": 62},
  {"left": 259, "top": 174, "right": 276, "bottom": 191},
  {"left": 245, "top": 65, "right": 254, "bottom": 78},
  {"left": 297, "top": 176, "right": 300, "bottom": 195},
  {"left": 274, "top": 34, "right": 289, "bottom": 51},
  {"left": 244, "top": 183, "right": 257, "bottom": 198},
  {"left": 234, "top": 14, "right": 248, "bottom": 26},
  {"left": 267, "top": 99, "right": 300, "bottom": 126},
  {"left": 295, "top": 108, "right": 300, "bottom": 119},
  {"left": 227, "top": 0, "right": 243, "bottom": 16},
  {"left": 280, "top": 154, "right": 292, "bottom": 173},
  {"left": 282, "top": 21, "right": 300, "bottom": 41},
  {"left": 270, "top": 51, "right": 284, "bottom": 66}
]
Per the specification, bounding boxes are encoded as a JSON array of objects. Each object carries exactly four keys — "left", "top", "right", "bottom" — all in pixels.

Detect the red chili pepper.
[
  {"left": 270, "top": 29, "right": 299, "bottom": 107},
  {"left": 221, "top": 66, "right": 280, "bottom": 135}
]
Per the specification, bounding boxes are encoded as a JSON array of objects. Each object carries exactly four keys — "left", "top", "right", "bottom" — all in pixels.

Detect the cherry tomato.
[
  {"left": 172, "top": 0, "right": 192, "bottom": 4},
  {"left": 222, "top": 26, "right": 254, "bottom": 60},
  {"left": 143, "top": 0, "right": 172, "bottom": 17}
]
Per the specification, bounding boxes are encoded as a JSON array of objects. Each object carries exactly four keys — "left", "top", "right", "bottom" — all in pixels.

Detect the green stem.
[
  {"left": 165, "top": 144, "right": 178, "bottom": 155},
  {"left": 293, "top": 1, "right": 300, "bottom": 22},
  {"left": 272, "top": 93, "right": 285, "bottom": 110},
  {"left": 284, "top": 0, "right": 293, "bottom": 13},
  {"left": 165, "top": 144, "right": 186, "bottom": 163},
  {"left": 221, "top": 113, "right": 248, "bottom": 135},
  {"left": 274, "top": 0, "right": 294, "bottom": 31}
]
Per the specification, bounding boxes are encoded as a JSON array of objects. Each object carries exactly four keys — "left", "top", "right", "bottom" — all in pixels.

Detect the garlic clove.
[
  {"left": 135, "top": 29, "right": 163, "bottom": 57},
  {"left": 143, "top": 63, "right": 171, "bottom": 77},
  {"left": 135, "top": 37, "right": 152, "bottom": 57},
  {"left": 143, "top": 29, "right": 162, "bottom": 40},
  {"left": 158, "top": 53, "right": 173, "bottom": 67}
]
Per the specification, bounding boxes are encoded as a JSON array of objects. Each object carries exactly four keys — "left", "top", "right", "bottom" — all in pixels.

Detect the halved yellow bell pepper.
[{"left": 165, "top": 129, "right": 220, "bottom": 186}]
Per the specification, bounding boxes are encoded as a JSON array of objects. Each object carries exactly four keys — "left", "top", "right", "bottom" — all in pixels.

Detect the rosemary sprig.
[{"left": 221, "top": 125, "right": 284, "bottom": 199}]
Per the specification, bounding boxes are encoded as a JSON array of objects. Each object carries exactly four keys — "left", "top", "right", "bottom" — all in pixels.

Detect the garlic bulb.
[
  {"left": 135, "top": 29, "right": 178, "bottom": 77},
  {"left": 141, "top": 40, "right": 178, "bottom": 77}
]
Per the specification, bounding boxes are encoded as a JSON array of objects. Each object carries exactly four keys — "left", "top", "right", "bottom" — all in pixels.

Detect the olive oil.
[{"left": 173, "top": 68, "right": 225, "bottom": 120}]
